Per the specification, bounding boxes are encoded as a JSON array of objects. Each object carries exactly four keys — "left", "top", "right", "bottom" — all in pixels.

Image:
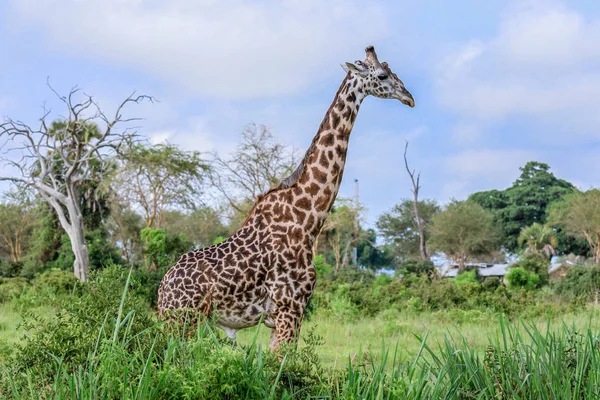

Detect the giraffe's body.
[{"left": 157, "top": 46, "right": 414, "bottom": 349}]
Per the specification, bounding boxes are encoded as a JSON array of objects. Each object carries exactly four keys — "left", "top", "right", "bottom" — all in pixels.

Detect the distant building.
[
  {"left": 549, "top": 262, "right": 572, "bottom": 280},
  {"left": 440, "top": 262, "right": 512, "bottom": 282}
]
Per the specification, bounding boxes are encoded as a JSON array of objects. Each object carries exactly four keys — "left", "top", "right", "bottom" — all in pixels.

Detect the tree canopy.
[
  {"left": 429, "top": 200, "right": 501, "bottom": 269},
  {"left": 470, "top": 161, "right": 576, "bottom": 253}
]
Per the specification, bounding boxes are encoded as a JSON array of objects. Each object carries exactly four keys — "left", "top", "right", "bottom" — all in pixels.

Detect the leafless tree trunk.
[
  {"left": 0, "top": 82, "right": 151, "bottom": 281},
  {"left": 404, "top": 141, "right": 429, "bottom": 260}
]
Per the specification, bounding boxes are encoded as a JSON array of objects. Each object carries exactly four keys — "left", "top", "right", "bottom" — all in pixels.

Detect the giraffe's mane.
[
  {"left": 273, "top": 72, "right": 352, "bottom": 191},
  {"left": 240, "top": 72, "right": 352, "bottom": 227}
]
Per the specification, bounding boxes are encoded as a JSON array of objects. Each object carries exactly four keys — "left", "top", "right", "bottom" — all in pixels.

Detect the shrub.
[
  {"left": 34, "top": 268, "right": 77, "bottom": 296},
  {"left": 313, "top": 254, "right": 332, "bottom": 278},
  {"left": 8, "top": 265, "right": 159, "bottom": 383},
  {"left": 0, "top": 277, "right": 28, "bottom": 302},
  {"left": 511, "top": 254, "right": 549, "bottom": 286},
  {"left": 506, "top": 267, "right": 539, "bottom": 290},
  {"left": 555, "top": 265, "right": 600, "bottom": 299},
  {"left": 398, "top": 259, "right": 435, "bottom": 276},
  {"left": 0, "top": 260, "right": 23, "bottom": 277},
  {"left": 482, "top": 277, "right": 501, "bottom": 291}
]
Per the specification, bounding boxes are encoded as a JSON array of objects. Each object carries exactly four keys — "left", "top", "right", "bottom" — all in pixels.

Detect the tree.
[
  {"left": 209, "top": 123, "right": 298, "bottom": 217},
  {"left": 0, "top": 84, "right": 151, "bottom": 281},
  {"left": 320, "top": 198, "right": 362, "bottom": 272},
  {"left": 162, "top": 207, "right": 230, "bottom": 249},
  {"left": 376, "top": 199, "right": 440, "bottom": 261},
  {"left": 114, "top": 143, "right": 209, "bottom": 229},
  {"left": 548, "top": 189, "right": 600, "bottom": 263},
  {"left": 518, "top": 223, "right": 558, "bottom": 258},
  {"left": 0, "top": 189, "right": 39, "bottom": 262},
  {"left": 470, "top": 161, "right": 574, "bottom": 252},
  {"left": 356, "top": 228, "right": 395, "bottom": 271},
  {"left": 429, "top": 200, "right": 501, "bottom": 270},
  {"left": 403, "top": 141, "right": 429, "bottom": 259}
]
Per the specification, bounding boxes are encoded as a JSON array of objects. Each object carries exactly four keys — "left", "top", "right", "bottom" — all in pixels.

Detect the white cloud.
[
  {"left": 148, "top": 131, "right": 173, "bottom": 145},
  {"left": 440, "top": 148, "right": 538, "bottom": 200},
  {"left": 436, "top": 1, "right": 600, "bottom": 141},
  {"left": 9, "top": 0, "right": 391, "bottom": 99}
]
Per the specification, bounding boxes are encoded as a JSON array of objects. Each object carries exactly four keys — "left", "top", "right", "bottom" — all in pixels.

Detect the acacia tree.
[
  {"left": 376, "top": 198, "right": 439, "bottom": 262},
  {"left": 549, "top": 189, "right": 600, "bottom": 263},
  {"left": 210, "top": 123, "right": 298, "bottom": 216},
  {"left": 113, "top": 143, "right": 209, "bottom": 229},
  {"left": 429, "top": 200, "right": 501, "bottom": 271},
  {"left": 0, "top": 85, "right": 151, "bottom": 281}
]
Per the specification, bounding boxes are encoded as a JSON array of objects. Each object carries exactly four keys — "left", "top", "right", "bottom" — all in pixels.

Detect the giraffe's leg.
[
  {"left": 269, "top": 328, "right": 278, "bottom": 350},
  {"left": 270, "top": 307, "right": 303, "bottom": 351}
]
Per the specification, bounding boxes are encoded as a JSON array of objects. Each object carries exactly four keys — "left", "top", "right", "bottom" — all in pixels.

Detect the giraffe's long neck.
[{"left": 292, "top": 72, "right": 366, "bottom": 235}]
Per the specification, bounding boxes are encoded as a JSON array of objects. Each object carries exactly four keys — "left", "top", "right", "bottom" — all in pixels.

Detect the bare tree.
[
  {"left": 404, "top": 141, "right": 429, "bottom": 260},
  {"left": 210, "top": 123, "right": 298, "bottom": 215},
  {"left": 0, "top": 83, "right": 151, "bottom": 281}
]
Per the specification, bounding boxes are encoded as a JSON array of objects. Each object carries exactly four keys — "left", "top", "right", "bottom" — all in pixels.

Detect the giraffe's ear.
[{"left": 343, "top": 61, "right": 367, "bottom": 74}]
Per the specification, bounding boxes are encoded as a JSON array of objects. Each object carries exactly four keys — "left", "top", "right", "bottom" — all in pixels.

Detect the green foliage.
[
  {"left": 376, "top": 198, "right": 440, "bottom": 261},
  {"left": 511, "top": 253, "right": 550, "bottom": 286},
  {"left": 356, "top": 228, "right": 395, "bottom": 271},
  {"left": 470, "top": 161, "right": 576, "bottom": 252},
  {"left": 141, "top": 228, "right": 167, "bottom": 269},
  {"left": 429, "top": 200, "right": 501, "bottom": 268},
  {"left": 313, "top": 254, "right": 332, "bottom": 278},
  {"left": 0, "top": 277, "right": 28, "bottom": 303},
  {"left": 455, "top": 269, "right": 480, "bottom": 287},
  {"left": 398, "top": 258, "right": 435, "bottom": 276},
  {"left": 549, "top": 189, "right": 600, "bottom": 262},
  {"left": 482, "top": 277, "right": 501, "bottom": 291},
  {"left": 0, "top": 259, "right": 23, "bottom": 278},
  {"left": 33, "top": 268, "right": 77, "bottom": 296},
  {"left": 555, "top": 265, "right": 600, "bottom": 299},
  {"left": 6, "top": 265, "right": 157, "bottom": 384},
  {"left": 518, "top": 222, "right": 559, "bottom": 258},
  {"left": 506, "top": 267, "right": 540, "bottom": 290}
]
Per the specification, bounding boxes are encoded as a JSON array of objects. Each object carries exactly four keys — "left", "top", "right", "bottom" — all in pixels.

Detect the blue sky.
[{"left": 1, "top": 0, "right": 600, "bottom": 227}]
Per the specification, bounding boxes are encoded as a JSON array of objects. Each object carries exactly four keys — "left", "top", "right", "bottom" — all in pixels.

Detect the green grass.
[
  {"left": 237, "top": 308, "right": 600, "bottom": 368},
  {"left": 2, "top": 268, "right": 600, "bottom": 399},
  {"left": 0, "top": 303, "right": 55, "bottom": 344}
]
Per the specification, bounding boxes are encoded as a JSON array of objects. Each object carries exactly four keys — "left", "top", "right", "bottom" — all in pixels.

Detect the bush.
[
  {"left": 7, "top": 265, "right": 158, "bottom": 383},
  {"left": 482, "top": 277, "right": 501, "bottom": 291},
  {"left": 506, "top": 267, "right": 539, "bottom": 290},
  {"left": 511, "top": 254, "right": 549, "bottom": 286},
  {"left": 398, "top": 259, "right": 435, "bottom": 276},
  {"left": 555, "top": 265, "right": 600, "bottom": 299},
  {"left": 314, "top": 254, "right": 332, "bottom": 278},
  {"left": 0, "top": 260, "right": 23, "bottom": 277},
  {"left": 0, "top": 277, "right": 28, "bottom": 302},
  {"left": 34, "top": 268, "right": 78, "bottom": 296}
]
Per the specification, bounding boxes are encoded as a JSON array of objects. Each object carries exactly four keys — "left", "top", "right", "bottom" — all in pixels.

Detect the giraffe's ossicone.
[{"left": 157, "top": 45, "right": 415, "bottom": 350}]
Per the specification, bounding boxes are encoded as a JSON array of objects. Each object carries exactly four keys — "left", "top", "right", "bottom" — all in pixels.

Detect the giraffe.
[{"left": 157, "top": 45, "right": 415, "bottom": 350}]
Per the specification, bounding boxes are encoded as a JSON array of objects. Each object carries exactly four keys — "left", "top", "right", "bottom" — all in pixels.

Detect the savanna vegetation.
[{"left": 1, "top": 88, "right": 600, "bottom": 398}]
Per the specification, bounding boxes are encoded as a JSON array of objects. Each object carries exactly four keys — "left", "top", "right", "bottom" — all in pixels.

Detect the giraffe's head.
[{"left": 342, "top": 46, "right": 415, "bottom": 108}]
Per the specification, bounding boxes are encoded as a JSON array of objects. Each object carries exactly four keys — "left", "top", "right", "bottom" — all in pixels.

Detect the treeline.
[{"left": 1, "top": 88, "right": 600, "bottom": 286}]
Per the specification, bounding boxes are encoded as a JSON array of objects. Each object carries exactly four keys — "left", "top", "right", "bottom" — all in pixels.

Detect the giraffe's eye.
[{"left": 378, "top": 73, "right": 388, "bottom": 80}]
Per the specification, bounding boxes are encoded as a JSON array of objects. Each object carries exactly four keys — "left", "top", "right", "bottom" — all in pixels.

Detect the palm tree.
[{"left": 518, "top": 223, "right": 558, "bottom": 258}]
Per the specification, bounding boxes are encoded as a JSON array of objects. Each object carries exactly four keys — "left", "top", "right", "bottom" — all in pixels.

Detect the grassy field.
[
  {"left": 238, "top": 308, "right": 600, "bottom": 367},
  {"left": 2, "top": 269, "right": 600, "bottom": 399},
  {"left": 3, "top": 300, "right": 600, "bottom": 367}
]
